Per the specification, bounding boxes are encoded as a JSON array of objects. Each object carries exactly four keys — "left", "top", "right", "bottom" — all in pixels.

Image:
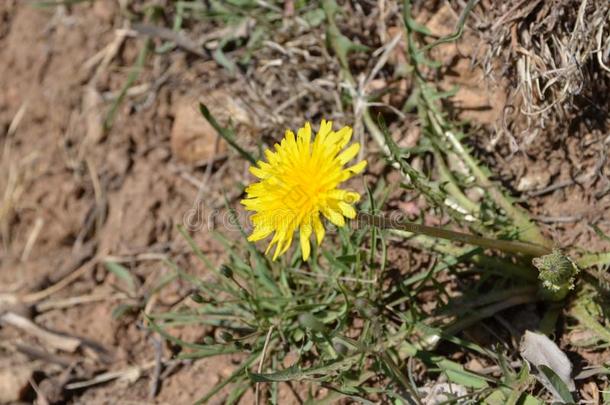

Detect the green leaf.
[
  {"left": 403, "top": 4, "right": 432, "bottom": 35},
  {"left": 323, "top": 0, "right": 369, "bottom": 69},
  {"left": 248, "top": 355, "right": 361, "bottom": 382},
  {"left": 104, "top": 39, "right": 150, "bottom": 131},
  {"left": 336, "top": 254, "right": 358, "bottom": 265},
  {"left": 420, "top": 0, "right": 478, "bottom": 52},
  {"left": 604, "top": 389, "right": 610, "bottom": 405},
  {"left": 303, "top": 8, "right": 325, "bottom": 27},
  {"left": 502, "top": 389, "right": 543, "bottom": 405},
  {"left": 147, "top": 316, "right": 211, "bottom": 350},
  {"left": 484, "top": 389, "right": 506, "bottom": 405},
  {"left": 32, "top": 0, "right": 90, "bottom": 8},
  {"left": 198, "top": 103, "right": 257, "bottom": 164},
  {"left": 249, "top": 365, "right": 303, "bottom": 382},
  {"left": 298, "top": 313, "right": 328, "bottom": 333},
  {"left": 213, "top": 41, "right": 238, "bottom": 74},
  {"left": 225, "top": 382, "right": 249, "bottom": 405},
  {"left": 105, "top": 261, "right": 137, "bottom": 295},
  {"left": 539, "top": 365, "right": 575, "bottom": 404},
  {"left": 226, "top": 0, "right": 257, "bottom": 6},
  {"left": 177, "top": 225, "right": 215, "bottom": 271},
  {"left": 591, "top": 224, "right": 610, "bottom": 242},
  {"left": 111, "top": 303, "right": 136, "bottom": 319},
  {"left": 435, "top": 358, "right": 490, "bottom": 389},
  {"left": 522, "top": 394, "right": 543, "bottom": 405}
]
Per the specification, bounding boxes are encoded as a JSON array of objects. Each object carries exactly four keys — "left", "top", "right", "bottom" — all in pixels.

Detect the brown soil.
[
  {"left": 0, "top": 2, "right": 241, "bottom": 403},
  {"left": 0, "top": 1, "right": 608, "bottom": 404}
]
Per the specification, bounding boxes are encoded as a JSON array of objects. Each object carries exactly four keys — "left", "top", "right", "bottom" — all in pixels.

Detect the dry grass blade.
[
  {"left": 1, "top": 312, "right": 82, "bottom": 353},
  {"left": 21, "top": 217, "right": 44, "bottom": 262},
  {"left": 65, "top": 361, "right": 156, "bottom": 390},
  {"left": 35, "top": 291, "right": 127, "bottom": 312},
  {"left": 132, "top": 23, "right": 206, "bottom": 58},
  {"left": 1, "top": 102, "right": 32, "bottom": 251},
  {"left": 477, "top": 0, "right": 610, "bottom": 141},
  {"left": 6, "top": 102, "right": 28, "bottom": 137},
  {"left": 21, "top": 259, "right": 96, "bottom": 304}
]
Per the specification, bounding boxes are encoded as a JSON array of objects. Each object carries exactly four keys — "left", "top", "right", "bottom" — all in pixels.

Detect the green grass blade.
[{"left": 199, "top": 103, "right": 256, "bottom": 164}]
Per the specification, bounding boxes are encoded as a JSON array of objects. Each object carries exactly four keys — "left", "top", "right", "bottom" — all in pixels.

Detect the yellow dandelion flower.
[{"left": 241, "top": 120, "right": 367, "bottom": 261}]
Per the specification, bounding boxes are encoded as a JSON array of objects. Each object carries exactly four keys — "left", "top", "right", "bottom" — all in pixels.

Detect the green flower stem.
[
  {"left": 390, "top": 229, "right": 538, "bottom": 281},
  {"left": 359, "top": 212, "right": 551, "bottom": 258},
  {"left": 538, "top": 303, "right": 563, "bottom": 335}
]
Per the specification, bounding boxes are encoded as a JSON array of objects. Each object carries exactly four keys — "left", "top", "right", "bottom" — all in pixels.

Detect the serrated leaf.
[
  {"left": 249, "top": 365, "right": 303, "bottom": 382},
  {"left": 249, "top": 355, "right": 360, "bottom": 382}
]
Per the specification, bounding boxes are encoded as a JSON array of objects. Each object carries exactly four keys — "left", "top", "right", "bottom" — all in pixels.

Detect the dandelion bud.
[{"left": 219, "top": 265, "right": 233, "bottom": 278}]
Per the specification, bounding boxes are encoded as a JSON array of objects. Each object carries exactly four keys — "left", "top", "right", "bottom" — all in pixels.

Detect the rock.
[
  {"left": 516, "top": 168, "right": 551, "bottom": 192},
  {"left": 82, "top": 86, "right": 105, "bottom": 145},
  {"left": 171, "top": 99, "right": 220, "bottom": 164},
  {"left": 0, "top": 366, "right": 33, "bottom": 403},
  {"left": 39, "top": 376, "right": 67, "bottom": 404},
  {"left": 170, "top": 91, "right": 253, "bottom": 164}
]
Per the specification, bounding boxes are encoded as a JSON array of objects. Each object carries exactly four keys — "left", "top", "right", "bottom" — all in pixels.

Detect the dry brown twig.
[
  {"left": 64, "top": 361, "right": 155, "bottom": 390},
  {"left": 1, "top": 312, "right": 82, "bottom": 353}
]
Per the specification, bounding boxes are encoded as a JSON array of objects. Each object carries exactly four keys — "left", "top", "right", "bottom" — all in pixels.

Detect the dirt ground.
[
  {"left": 0, "top": 1, "right": 608, "bottom": 404},
  {"left": 0, "top": 2, "right": 246, "bottom": 403}
]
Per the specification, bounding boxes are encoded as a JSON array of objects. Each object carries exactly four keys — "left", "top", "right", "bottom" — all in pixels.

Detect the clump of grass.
[
  {"left": 474, "top": 0, "right": 610, "bottom": 143},
  {"left": 149, "top": 1, "right": 610, "bottom": 403}
]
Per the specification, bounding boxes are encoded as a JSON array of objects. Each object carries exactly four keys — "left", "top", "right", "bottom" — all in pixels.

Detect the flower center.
[{"left": 282, "top": 178, "right": 319, "bottom": 213}]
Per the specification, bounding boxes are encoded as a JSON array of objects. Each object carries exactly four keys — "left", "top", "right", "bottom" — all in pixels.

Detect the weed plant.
[{"left": 147, "top": 1, "right": 610, "bottom": 403}]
